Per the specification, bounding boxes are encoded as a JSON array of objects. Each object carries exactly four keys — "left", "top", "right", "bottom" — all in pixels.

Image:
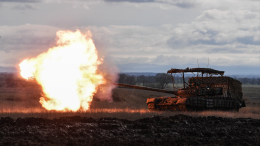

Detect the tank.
[{"left": 116, "top": 68, "right": 246, "bottom": 111}]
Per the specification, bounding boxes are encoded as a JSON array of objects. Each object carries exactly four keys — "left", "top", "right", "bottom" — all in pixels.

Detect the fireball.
[{"left": 19, "top": 30, "right": 105, "bottom": 111}]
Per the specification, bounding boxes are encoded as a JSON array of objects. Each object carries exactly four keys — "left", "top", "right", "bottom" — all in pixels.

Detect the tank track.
[{"left": 147, "top": 97, "right": 241, "bottom": 112}]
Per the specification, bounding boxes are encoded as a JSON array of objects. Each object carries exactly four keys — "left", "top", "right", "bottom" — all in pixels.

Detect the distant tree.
[
  {"left": 125, "top": 75, "right": 136, "bottom": 85},
  {"left": 252, "top": 78, "right": 256, "bottom": 84},
  {"left": 118, "top": 74, "right": 127, "bottom": 84},
  {"left": 175, "top": 76, "right": 181, "bottom": 84},
  {"left": 257, "top": 78, "right": 260, "bottom": 85},
  {"left": 154, "top": 73, "right": 171, "bottom": 89},
  {"left": 118, "top": 74, "right": 136, "bottom": 85},
  {"left": 143, "top": 76, "right": 156, "bottom": 88},
  {"left": 137, "top": 75, "right": 146, "bottom": 86}
]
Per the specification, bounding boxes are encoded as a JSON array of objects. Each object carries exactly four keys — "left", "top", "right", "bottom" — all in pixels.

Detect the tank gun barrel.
[{"left": 115, "top": 83, "right": 177, "bottom": 95}]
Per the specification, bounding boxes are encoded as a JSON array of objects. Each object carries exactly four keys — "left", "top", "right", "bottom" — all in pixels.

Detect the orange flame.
[{"left": 19, "top": 30, "right": 105, "bottom": 111}]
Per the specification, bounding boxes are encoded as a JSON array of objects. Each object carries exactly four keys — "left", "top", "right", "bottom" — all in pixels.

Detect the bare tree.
[
  {"left": 155, "top": 73, "right": 172, "bottom": 89},
  {"left": 138, "top": 75, "right": 146, "bottom": 86},
  {"left": 125, "top": 75, "right": 136, "bottom": 85},
  {"left": 118, "top": 74, "right": 127, "bottom": 84}
]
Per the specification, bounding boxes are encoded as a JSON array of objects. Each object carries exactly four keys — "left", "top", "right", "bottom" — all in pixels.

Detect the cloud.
[
  {"left": 84, "top": 18, "right": 259, "bottom": 67},
  {"left": 0, "top": 0, "right": 42, "bottom": 2},
  {"left": 1, "top": 19, "right": 258, "bottom": 67},
  {"left": 114, "top": 53, "right": 259, "bottom": 69},
  {"left": 103, "top": 0, "right": 196, "bottom": 8},
  {"left": 167, "top": 9, "right": 260, "bottom": 47},
  {"left": 174, "top": 1, "right": 194, "bottom": 8},
  {"left": 102, "top": 0, "right": 260, "bottom": 12},
  {"left": 0, "top": 24, "right": 61, "bottom": 66},
  {"left": 12, "top": 4, "right": 38, "bottom": 10},
  {"left": 236, "top": 36, "right": 260, "bottom": 45},
  {"left": 0, "top": 0, "right": 259, "bottom": 70},
  {"left": 104, "top": 0, "right": 155, "bottom": 3},
  {"left": 0, "top": 24, "right": 59, "bottom": 50},
  {"left": 117, "top": 63, "right": 260, "bottom": 75}
]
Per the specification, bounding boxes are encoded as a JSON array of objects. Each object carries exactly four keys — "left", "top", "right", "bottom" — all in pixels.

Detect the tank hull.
[{"left": 147, "top": 96, "right": 242, "bottom": 111}]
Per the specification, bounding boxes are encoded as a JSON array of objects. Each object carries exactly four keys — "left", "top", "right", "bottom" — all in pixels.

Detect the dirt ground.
[{"left": 0, "top": 114, "right": 259, "bottom": 146}]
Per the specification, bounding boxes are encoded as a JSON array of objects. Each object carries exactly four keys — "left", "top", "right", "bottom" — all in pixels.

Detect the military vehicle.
[{"left": 116, "top": 68, "right": 246, "bottom": 111}]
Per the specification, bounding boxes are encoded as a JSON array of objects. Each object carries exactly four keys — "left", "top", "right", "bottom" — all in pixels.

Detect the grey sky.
[
  {"left": 0, "top": 0, "right": 41, "bottom": 2},
  {"left": 0, "top": 0, "right": 259, "bottom": 74}
]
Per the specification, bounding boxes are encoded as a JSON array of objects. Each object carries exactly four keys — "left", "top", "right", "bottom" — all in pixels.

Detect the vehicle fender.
[
  {"left": 176, "top": 98, "right": 187, "bottom": 105},
  {"left": 146, "top": 98, "right": 156, "bottom": 104}
]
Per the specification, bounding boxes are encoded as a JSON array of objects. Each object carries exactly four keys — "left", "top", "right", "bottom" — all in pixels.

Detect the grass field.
[{"left": 0, "top": 85, "right": 259, "bottom": 120}]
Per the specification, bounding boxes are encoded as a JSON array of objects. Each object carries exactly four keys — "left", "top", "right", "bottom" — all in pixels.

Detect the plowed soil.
[{"left": 0, "top": 115, "right": 259, "bottom": 146}]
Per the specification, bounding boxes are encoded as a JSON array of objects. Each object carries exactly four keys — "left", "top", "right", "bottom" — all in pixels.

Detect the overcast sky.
[{"left": 0, "top": 0, "right": 259, "bottom": 74}]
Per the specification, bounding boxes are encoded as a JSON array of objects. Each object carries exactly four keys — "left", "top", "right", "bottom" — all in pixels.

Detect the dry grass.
[
  {"left": 0, "top": 87, "right": 43, "bottom": 110},
  {"left": 1, "top": 107, "right": 260, "bottom": 121},
  {"left": 0, "top": 85, "right": 259, "bottom": 120},
  {"left": 91, "top": 88, "right": 171, "bottom": 109}
]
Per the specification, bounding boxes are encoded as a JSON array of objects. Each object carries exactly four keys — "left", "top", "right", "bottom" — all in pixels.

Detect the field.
[
  {"left": 0, "top": 84, "right": 259, "bottom": 120},
  {"left": 0, "top": 85, "right": 259, "bottom": 145}
]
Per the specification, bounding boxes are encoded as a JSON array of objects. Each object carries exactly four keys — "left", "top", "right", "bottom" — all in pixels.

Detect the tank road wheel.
[
  {"left": 147, "top": 103, "right": 156, "bottom": 110},
  {"left": 168, "top": 105, "right": 187, "bottom": 111},
  {"left": 178, "top": 105, "right": 187, "bottom": 111},
  {"left": 157, "top": 105, "right": 167, "bottom": 111}
]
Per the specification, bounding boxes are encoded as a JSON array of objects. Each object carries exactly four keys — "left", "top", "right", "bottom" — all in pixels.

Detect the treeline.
[
  {"left": 118, "top": 73, "right": 260, "bottom": 87},
  {"left": 118, "top": 73, "right": 172, "bottom": 89},
  {"left": 0, "top": 73, "right": 40, "bottom": 88},
  {"left": 0, "top": 73, "right": 259, "bottom": 89},
  {"left": 233, "top": 77, "right": 260, "bottom": 85},
  {"left": 118, "top": 73, "right": 199, "bottom": 87}
]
